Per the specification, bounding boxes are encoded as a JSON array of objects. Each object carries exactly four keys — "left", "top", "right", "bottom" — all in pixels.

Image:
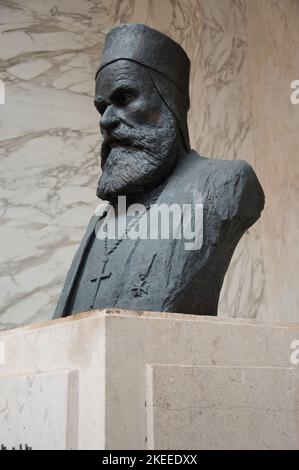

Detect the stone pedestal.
[{"left": 0, "top": 309, "right": 299, "bottom": 449}]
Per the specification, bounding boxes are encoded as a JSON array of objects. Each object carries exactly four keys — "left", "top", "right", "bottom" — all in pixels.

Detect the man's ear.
[{"left": 148, "top": 69, "right": 190, "bottom": 152}]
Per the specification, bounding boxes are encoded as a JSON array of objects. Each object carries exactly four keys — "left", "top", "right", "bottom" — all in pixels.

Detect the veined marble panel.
[
  {"left": 187, "top": 0, "right": 267, "bottom": 319},
  {"left": 0, "top": 0, "right": 107, "bottom": 328},
  {"left": 246, "top": 0, "right": 299, "bottom": 321}
]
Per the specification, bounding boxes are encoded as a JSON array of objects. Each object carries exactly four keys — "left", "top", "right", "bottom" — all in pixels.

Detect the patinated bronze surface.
[{"left": 54, "top": 24, "right": 264, "bottom": 318}]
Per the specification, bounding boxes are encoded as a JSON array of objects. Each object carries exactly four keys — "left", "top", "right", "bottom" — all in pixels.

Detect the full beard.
[{"left": 97, "top": 117, "right": 179, "bottom": 202}]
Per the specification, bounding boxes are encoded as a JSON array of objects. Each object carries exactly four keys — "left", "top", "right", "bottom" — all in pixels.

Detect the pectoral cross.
[{"left": 89, "top": 257, "right": 111, "bottom": 309}]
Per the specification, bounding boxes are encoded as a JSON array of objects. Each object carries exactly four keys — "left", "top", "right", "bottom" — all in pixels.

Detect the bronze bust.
[{"left": 54, "top": 24, "right": 264, "bottom": 319}]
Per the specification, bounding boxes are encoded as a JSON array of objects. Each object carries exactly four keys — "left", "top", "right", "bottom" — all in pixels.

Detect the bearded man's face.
[{"left": 94, "top": 60, "right": 181, "bottom": 202}]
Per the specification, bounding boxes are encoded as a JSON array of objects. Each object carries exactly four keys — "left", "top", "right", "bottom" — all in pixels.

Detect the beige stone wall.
[{"left": 0, "top": 0, "right": 298, "bottom": 328}]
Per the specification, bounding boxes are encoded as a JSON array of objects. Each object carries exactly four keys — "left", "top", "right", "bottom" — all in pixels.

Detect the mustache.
[
  {"left": 100, "top": 123, "right": 177, "bottom": 166},
  {"left": 101, "top": 129, "right": 142, "bottom": 148},
  {"left": 100, "top": 130, "right": 135, "bottom": 164}
]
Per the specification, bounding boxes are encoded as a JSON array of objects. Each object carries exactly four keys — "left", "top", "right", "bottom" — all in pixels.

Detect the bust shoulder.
[{"left": 183, "top": 151, "right": 265, "bottom": 227}]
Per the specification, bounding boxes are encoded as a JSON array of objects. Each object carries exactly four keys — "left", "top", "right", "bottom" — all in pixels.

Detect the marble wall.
[{"left": 0, "top": 0, "right": 298, "bottom": 329}]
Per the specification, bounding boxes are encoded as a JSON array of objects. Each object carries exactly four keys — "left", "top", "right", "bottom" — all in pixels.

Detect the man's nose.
[{"left": 100, "top": 105, "right": 119, "bottom": 133}]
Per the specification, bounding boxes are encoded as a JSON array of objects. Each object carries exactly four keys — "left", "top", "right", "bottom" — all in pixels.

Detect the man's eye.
[
  {"left": 97, "top": 103, "right": 107, "bottom": 115},
  {"left": 115, "top": 93, "right": 133, "bottom": 106}
]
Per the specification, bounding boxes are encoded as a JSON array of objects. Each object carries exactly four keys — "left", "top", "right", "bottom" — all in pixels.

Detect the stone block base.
[{"left": 0, "top": 310, "right": 298, "bottom": 449}]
